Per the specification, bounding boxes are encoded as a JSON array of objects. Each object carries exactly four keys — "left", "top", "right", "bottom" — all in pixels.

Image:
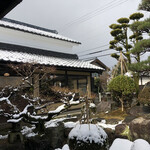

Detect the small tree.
[{"left": 108, "top": 75, "right": 136, "bottom": 111}]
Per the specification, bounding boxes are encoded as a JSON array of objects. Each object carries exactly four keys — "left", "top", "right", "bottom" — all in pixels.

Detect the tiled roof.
[
  {"left": 0, "top": 49, "right": 103, "bottom": 71},
  {"left": 0, "top": 42, "right": 78, "bottom": 59},
  {"left": 0, "top": 18, "right": 81, "bottom": 44}
]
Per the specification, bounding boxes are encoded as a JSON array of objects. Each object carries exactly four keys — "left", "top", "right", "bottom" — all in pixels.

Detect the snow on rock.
[
  {"left": 109, "top": 138, "right": 133, "bottom": 150},
  {"left": 89, "top": 103, "right": 96, "bottom": 108},
  {"left": 0, "top": 134, "right": 8, "bottom": 140},
  {"left": 62, "top": 144, "right": 70, "bottom": 150},
  {"left": 48, "top": 104, "right": 66, "bottom": 114},
  {"left": 64, "top": 122, "right": 77, "bottom": 128},
  {"left": 131, "top": 139, "right": 150, "bottom": 150},
  {"left": 97, "top": 120, "right": 123, "bottom": 130},
  {"left": 55, "top": 144, "right": 70, "bottom": 150},
  {"left": 26, "top": 132, "right": 38, "bottom": 138},
  {"left": 21, "top": 126, "right": 38, "bottom": 137},
  {"left": 13, "top": 104, "right": 33, "bottom": 118},
  {"left": 69, "top": 124, "right": 107, "bottom": 144},
  {"left": 7, "top": 117, "right": 23, "bottom": 123},
  {"left": 45, "top": 117, "right": 68, "bottom": 128}
]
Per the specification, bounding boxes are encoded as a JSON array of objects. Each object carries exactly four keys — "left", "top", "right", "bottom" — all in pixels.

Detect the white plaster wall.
[
  {"left": 0, "top": 26, "right": 79, "bottom": 53},
  {"left": 139, "top": 77, "right": 150, "bottom": 85}
]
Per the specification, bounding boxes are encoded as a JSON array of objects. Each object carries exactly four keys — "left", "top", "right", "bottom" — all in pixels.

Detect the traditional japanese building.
[{"left": 0, "top": 18, "right": 105, "bottom": 97}]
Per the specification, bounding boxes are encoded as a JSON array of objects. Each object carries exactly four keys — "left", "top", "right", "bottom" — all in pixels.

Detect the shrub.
[{"left": 108, "top": 75, "right": 136, "bottom": 111}]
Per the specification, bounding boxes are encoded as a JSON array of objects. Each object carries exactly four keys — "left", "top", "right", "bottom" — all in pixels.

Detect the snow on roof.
[
  {"left": 0, "top": 19, "right": 81, "bottom": 44},
  {"left": 0, "top": 50, "right": 103, "bottom": 71}
]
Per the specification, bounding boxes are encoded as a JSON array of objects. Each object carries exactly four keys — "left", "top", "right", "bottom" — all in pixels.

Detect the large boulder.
[
  {"left": 68, "top": 124, "right": 108, "bottom": 150},
  {"left": 96, "top": 101, "right": 111, "bottom": 113},
  {"left": 129, "top": 117, "right": 150, "bottom": 143},
  {"left": 123, "top": 116, "right": 137, "bottom": 125},
  {"left": 129, "top": 106, "right": 150, "bottom": 118}
]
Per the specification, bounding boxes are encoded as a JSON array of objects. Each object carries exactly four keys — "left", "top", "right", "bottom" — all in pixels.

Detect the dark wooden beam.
[{"left": 0, "top": 0, "right": 22, "bottom": 19}]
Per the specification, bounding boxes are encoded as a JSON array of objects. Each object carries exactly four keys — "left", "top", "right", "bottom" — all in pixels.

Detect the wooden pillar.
[
  {"left": 73, "top": 80, "right": 78, "bottom": 92},
  {"left": 87, "top": 75, "right": 91, "bottom": 98},
  {"left": 65, "top": 70, "right": 68, "bottom": 87},
  {"left": 33, "top": 74, "right": 39, "bottom": 98}
]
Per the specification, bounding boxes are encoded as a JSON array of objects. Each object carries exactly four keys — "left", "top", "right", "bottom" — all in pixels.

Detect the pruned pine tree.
[
  {"left": 109, "top": 17, "right": 132, "bottom": 64},
  {"left": 139, "top": 0, "right": 150, "bottom": 11}
]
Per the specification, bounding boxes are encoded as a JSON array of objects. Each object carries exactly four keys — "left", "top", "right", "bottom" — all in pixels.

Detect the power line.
[
  {"left": 79, "top": 48, "right": 111, "bottom": 57},
  {"left": 81, "top": 51, "right": 121, "bottom": 60},
  {"left": 60, "top": 0, "right": 129, "bottom": 32},
  {"left": 78, "top": 44, "right": 109, "bottom": 54},
  {"left": 60, "top": 0, "right": 118, "bottom": 29}
]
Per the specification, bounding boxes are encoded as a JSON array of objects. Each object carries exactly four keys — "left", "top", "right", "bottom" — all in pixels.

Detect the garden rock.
[
  {"left": 104, "top": 128, "right": 115, "bottom": 145},
  {"left": 129, "top": 106, "right": 150, "bottom": 117},
  {"left": 96, "top": 101, "right": 111, "bottom": 113},
  {"left": 129, "top": 117, "right": 150, "bottom": 143},
  {"left": 123, "top": 116, "right": 137, "bottom": 125},
  {"left": 115, "top": 124, "right": 130, "bottom": 139},
  {"left": 45, "top": 122, "right": 65, "bottom": 149}
]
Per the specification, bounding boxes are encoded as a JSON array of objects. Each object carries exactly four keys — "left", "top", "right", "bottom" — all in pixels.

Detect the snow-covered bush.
[
  {"left": 68, "top": 124, "right": 108, "bottom": 150},
  {"left": 109, "top": 138, "right": 150, "bottom": 150},
  {"left": 131, "top": 139, "right": 150, "bottom": 150}
]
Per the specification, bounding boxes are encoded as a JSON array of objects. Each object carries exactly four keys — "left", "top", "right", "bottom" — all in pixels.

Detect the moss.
[
  {"left": 121, "top": 126, "right": 132, "bottom": 140},
  {"left": 96, "top": 108, "right": 127, "bottom": 120}
]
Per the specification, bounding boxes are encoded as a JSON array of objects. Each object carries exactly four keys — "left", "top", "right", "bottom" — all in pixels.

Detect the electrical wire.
[
  {"left": 60, "top": 0, "right": 118, "bottom": 29},
  {"left": 79, "top": 48, "right": 111, "bottom": 57},
  {"left": 78, "top": 44, "right": 109, "bottom": 54},
  {"left": 60, "top": 0, "right": 130, "bottom": 32},
  {"left": 81, "top": 51, "right": 121, "bottom": 60}
]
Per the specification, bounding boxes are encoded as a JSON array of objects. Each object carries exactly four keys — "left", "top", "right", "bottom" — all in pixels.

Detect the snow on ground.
[
  {"left": 69, "top": 124, "right": 107, "bottom": 144},
  {"left": 97, "top": 120, "right": 123, "bottom": 130}
]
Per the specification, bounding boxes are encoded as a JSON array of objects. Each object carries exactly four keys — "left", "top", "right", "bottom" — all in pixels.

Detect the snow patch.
[
  {"left": 64, "top": 122, "right": 77, "bottom": 128},
  {"left": 89, "top": 103, "right": 96, "bottom": 108},
  {"left": 55, "top": 144, "right": 70, "bottom": 150},
  {"left": 21, "top": 126, "right": 37, "bottom": 137},
  {"left": 0, "top": 134, "right": 8, "bottom": 140},
  {"left": 98, "top": 120, "right": 122, "bottom": 130}
]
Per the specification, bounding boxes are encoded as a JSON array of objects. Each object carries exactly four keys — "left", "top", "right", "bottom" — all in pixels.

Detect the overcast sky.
[{"left": 6, "top": 0, "right": 150, "bottom": 68}]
